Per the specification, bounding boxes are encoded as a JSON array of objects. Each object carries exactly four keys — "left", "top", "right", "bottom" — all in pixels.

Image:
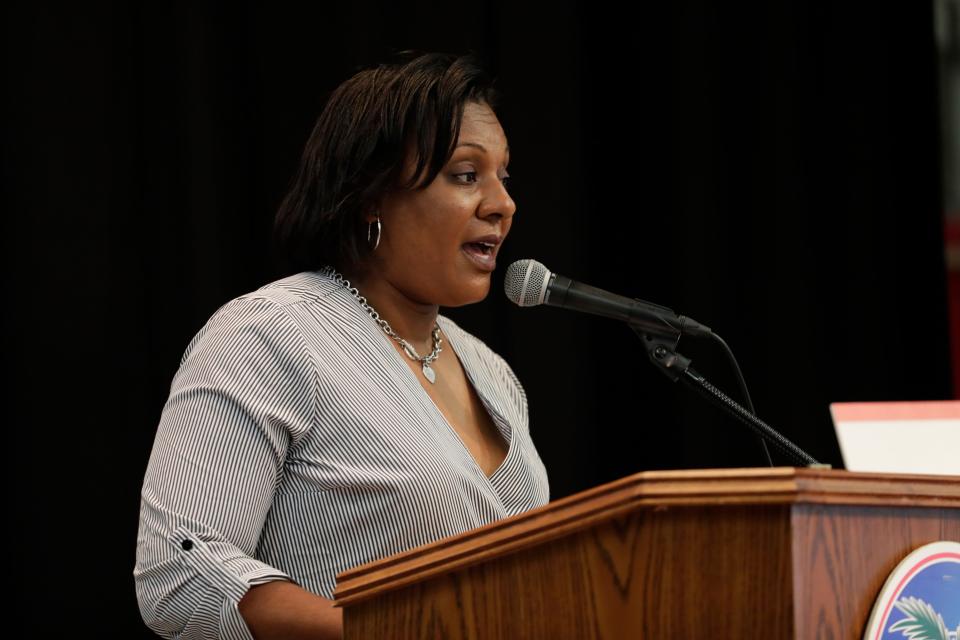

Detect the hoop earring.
[{"left": 367, "top": 214, "right": 382, "bottom": 251}]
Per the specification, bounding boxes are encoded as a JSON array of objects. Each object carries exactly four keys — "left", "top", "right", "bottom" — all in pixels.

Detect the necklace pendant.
[{"left": 422, "top": 363, "right": 436, "bottom": 384}]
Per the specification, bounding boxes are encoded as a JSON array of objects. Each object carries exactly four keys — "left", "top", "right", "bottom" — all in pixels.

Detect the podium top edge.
[{"left": 333, "top": 467, "right": 959, "bottom": 606}]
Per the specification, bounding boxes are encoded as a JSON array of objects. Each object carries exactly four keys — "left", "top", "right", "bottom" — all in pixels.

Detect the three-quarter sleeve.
[{"left": 134, "top": 296, "right": 317, "bottom": 639}]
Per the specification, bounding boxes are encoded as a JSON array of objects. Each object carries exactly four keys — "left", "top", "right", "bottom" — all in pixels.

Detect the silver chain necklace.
[{"left": 323, "top": 266, "right": 443, "bottom": 384}]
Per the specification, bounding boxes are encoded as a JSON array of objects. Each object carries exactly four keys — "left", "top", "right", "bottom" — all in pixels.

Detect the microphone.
[{"left": 503, "top": 259, "right": 712, "bottom": 339}]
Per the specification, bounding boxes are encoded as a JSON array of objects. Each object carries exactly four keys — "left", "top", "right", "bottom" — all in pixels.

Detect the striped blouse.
[{"left": 134, "top": 269, "right": 551, "bottom": 639}]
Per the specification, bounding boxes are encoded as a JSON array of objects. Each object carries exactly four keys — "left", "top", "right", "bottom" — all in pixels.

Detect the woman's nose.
[{"left": 480, "top": 178, "right": 516, "bottom": 219}]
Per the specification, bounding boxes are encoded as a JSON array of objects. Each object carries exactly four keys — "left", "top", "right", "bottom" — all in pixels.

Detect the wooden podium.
[{"left": 333, "top": 468, "right": 960, "bottom": 639}]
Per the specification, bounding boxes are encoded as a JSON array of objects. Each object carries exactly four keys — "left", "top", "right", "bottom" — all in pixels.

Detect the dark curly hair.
[{"left": 272, "top": 50, "right": 500, "bottom": 274}]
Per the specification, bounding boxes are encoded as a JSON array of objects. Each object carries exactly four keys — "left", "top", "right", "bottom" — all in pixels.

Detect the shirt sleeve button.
[{"left": 181, "top": 540, "right": 193, "bottom": 551}]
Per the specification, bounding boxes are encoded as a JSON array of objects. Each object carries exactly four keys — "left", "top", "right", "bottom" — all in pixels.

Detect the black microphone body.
[
  {"left": 546, "top": 273, "right": 693, "bottom": 338},
  {"left": 504, "top": 259, "right": 712, "bottom": 339}
]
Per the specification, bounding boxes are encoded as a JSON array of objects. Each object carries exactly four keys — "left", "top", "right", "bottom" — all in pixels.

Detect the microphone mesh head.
[{"left": 504, "top": 259, "right": 551, "bottom": 307}]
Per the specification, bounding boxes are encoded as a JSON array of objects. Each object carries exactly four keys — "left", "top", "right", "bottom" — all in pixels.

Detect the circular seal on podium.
[{"left": 863, "top": 541, "right": 960, "bottom": 640}]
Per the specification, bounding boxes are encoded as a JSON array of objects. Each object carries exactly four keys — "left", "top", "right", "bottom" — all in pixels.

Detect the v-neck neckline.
[
  {"left": 435, "top": 316, "right": 515, "bottom": 479},
  {"left": 374, "top": 311, "right": 515, "bottom": 483},
  {"left": 319, "top": 270, "right": 516, "bottom": 483}
]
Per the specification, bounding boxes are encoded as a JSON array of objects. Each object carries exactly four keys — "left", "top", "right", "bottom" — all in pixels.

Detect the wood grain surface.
[
  {"left": 344, "top": 504, "right": 796, "bottom": 639},
  {"left": 334, "top": 468, "right": 960, "bottom": 639},
  {"left": 792, "top": 504, "right": 960, "bottom": 639}
]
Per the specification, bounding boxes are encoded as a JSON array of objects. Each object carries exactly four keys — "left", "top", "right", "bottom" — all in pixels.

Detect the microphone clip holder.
[{"left": 634, "top": 327, "right": 821, "bottom": 467}]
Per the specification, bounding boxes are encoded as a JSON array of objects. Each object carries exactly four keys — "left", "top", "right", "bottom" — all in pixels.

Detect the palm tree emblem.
[{"left": 888, "top": 597, "right": 959, "bottom": 640}]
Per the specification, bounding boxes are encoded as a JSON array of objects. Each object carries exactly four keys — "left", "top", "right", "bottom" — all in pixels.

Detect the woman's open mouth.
[{"left": 462, "top": 241, "right": 497, "bottom": 271}]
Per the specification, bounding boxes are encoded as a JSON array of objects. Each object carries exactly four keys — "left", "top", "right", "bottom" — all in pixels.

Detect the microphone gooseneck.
[{"left": 502, "top": 258, "right": 820, "bottom": 466}]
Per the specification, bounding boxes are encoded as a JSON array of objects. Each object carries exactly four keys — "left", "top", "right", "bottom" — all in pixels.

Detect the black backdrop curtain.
[{"left": 3, "top": 2, "right": 950, "bottom": 636}]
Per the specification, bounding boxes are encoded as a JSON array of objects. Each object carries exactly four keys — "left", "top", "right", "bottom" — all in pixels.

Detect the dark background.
[{"left": 3, "top": 1, "right": 952, "bottom": 636}]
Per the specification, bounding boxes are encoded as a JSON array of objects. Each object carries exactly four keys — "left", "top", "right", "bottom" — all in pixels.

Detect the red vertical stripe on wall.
[{"left": 945, "top": 217, "right": 960, "bottom": 399}]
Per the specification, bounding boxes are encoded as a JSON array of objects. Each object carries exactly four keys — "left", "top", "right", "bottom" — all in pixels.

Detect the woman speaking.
[{"left": 134, "top": 51, "right": 550, "bottom": 639}]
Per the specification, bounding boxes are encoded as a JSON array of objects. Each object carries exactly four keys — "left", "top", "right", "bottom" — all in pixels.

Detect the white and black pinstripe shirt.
[{"left": 134, "top": 269, "right": 550, "bottom": 639}]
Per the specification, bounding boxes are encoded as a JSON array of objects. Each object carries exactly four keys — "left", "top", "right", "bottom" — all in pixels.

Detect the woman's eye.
[
  {"left": 452, "top": 171, "right": 510, "bottom": 188},
  {"left": 454, "top": 171, "right": 478, "bottom": 184}
]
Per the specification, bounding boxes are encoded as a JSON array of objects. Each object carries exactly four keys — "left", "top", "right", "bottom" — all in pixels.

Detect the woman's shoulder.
[
  {"left": 202, "top": 270, "right": 340, "bottom": 324},
  {"left": 185, "top": 271, "right": 341, "bottom": 355},
  {"left": 241, "top": 270, "right": 341, "bottom": 307}
]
